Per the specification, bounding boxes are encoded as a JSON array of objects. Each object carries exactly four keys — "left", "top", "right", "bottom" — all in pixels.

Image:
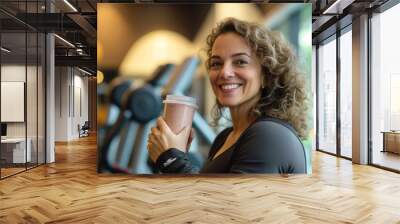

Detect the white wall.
[
  {"left": 55, "top": 67, "right": 69, "bottom": 141},
  {"left": 71, "top": 72, "right": 89, "bottom": 138},
  {"left": 55, "top": 67, "right": 89, "bottom": 141},
  {"left": 1, "top": 65, "right": 26, "bottom": 81}
]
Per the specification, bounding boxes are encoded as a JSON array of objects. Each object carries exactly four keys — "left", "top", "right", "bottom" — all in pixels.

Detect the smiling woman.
[
  {"left": 208, "top": 32, "right": 262, "bottom": 111},
  {"left": 147, "top": 17, "right": 309, "bottom": 174}
]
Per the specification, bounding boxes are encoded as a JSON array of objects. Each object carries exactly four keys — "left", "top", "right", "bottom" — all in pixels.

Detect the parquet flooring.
[
  {"left": 1, "top": 167, "right": 26, "bottom": 178},
  {"left": 1, "top": 135, "right": 400, "bottom": 223},
  {"left": 1, "top": 163, "right": 44, "bottom": 178}
]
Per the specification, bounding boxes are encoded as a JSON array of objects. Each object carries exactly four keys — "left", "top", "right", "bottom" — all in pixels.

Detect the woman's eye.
[
  {"left": 234, "top": 60, "right": 248, "bottom": 66},
  {"left": 210, "top": 62, "right": 222, "bottom": 69}
]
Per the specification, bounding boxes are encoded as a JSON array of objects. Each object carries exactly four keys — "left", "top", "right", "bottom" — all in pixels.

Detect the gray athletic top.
[{"left": 156, "top": 117, "right": 307, "bottom": 174}]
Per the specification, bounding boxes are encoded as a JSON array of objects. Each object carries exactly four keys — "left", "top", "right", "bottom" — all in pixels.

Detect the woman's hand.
[{"left": 147, "top": 117, "right": 194, "bottom": 163}]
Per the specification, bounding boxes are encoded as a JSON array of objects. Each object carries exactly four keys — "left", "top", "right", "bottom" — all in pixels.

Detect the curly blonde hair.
[{"left": 205, "top": 17, "right": 309, "bottom": 139}]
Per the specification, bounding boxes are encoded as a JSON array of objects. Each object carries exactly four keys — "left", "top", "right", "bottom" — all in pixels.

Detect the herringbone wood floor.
[{"left": 1, "top": 135, "right": 400, "bottom": 223}]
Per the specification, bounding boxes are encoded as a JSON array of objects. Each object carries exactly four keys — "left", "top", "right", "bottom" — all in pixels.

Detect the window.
[
  {"left": 339, "top": 28, "right": 352, "bottom": 158},
  {"left": 371, "top": 3, "right": 400, "bottom": 171},
  {"left": 0, "top": 1, "right": 47, "bottom": 179},
  {"left": 317, "top": 37, "right": 337, "bottom": 154}
]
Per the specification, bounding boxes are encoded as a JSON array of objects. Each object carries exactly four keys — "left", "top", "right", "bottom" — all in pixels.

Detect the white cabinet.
[{"left": 1, "top": 138, "right": 32, "bottom": 163}]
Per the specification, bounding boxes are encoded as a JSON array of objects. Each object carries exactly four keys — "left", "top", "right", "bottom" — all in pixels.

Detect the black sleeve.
[
  {"left": 229, "top": 121, "right": 307, "bottom": 174},
  {"left": 155, "top": 127, "right": 232, "bottom": 174},
  {"left": 156, "top": 148, "right": 199, "bottom": 174}
]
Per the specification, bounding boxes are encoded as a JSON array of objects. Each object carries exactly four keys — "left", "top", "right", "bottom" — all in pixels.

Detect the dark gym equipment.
[{"left": 99, "top": 57, "right": 217, "bottom": 174}]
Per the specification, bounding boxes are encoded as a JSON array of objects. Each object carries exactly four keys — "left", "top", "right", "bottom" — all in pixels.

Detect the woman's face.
[{"left": 209, "top": 32, "right": 262, "bottom": 109}]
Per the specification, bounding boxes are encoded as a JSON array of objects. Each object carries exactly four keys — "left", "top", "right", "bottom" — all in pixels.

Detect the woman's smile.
[{"left": 219, "top": 83, "right": 243, "bottom": 93}]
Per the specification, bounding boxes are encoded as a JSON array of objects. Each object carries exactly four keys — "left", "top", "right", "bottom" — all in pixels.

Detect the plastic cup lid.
[{"left": 163, "top": 94, "right": 198, "bottom": 109}]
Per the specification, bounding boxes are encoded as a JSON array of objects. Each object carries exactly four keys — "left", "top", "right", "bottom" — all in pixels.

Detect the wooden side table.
[{"left": 381, "top": 131, "right": 400, "bottom": 154}]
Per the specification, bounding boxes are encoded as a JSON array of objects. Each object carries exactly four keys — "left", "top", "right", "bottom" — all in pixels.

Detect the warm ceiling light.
[
  {"left": 54, "top": 34, "right": 75, "bottom": 48},
  {"left": 119, "top": 30, "right": 194, "bottom": 77},
  {"left": 78, "top": 67, "right": 93, "bottom": 76},
  {"left": 63, "top": 0, "right": 78, "bottom": 12},
  {"left": 323, "top": 0, "right": 341, "bottom": 14},
  {"left": 322, "top": 0, "right": 354, "bottom": 15},
  {"left": 97, "top": 71, "right": 104, "bottom": 84},
  {"left": 1, "top": 47, "right": 11, "bottom": 53}
]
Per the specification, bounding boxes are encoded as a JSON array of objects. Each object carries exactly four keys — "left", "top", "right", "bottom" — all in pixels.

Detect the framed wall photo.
[
  {"left": 1, "top": 81, "right": 25, "bottom": 122},
  {"left": 98, "top": 3, "right": 313, "bottom": 175}
]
